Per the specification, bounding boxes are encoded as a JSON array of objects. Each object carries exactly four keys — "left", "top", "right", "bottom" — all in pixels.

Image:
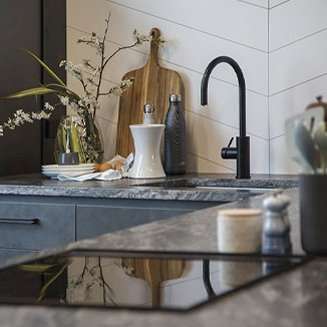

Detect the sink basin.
[
  {"left": 195, "top": 186, "right": 277, "bottom": 192},
  {"left": 133, "top": 179, "right": 288, "bottom": 195}
]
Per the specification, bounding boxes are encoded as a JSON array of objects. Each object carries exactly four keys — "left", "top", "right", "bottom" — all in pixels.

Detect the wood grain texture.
[
  {"left": 116, "top": 28, "right": 185, "bottom": 157},
  {"left": 121, "top": 258, "right": 185, "bottom": 306}
]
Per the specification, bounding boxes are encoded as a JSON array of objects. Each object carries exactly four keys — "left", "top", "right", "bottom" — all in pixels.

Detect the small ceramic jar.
[{"left": 217, "top": 209, "right": 263, "bottom": 253}]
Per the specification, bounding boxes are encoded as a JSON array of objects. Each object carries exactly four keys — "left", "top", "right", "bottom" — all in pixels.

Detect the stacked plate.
[{"left": 42, "top": 164, "right": 96, "bottom": 179}]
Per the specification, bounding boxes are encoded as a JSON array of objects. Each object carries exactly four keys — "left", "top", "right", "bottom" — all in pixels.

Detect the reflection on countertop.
[{"left": 0, "top": 251, "right": 302, "bottom": 310}]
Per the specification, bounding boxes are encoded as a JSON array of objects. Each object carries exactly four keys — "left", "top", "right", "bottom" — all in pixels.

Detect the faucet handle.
[
  {"left": 227, "top": 137, "right": 234, "bottom": 148},
  {"left": 221, "top": 137, "right": 238, "bottom": 160}
]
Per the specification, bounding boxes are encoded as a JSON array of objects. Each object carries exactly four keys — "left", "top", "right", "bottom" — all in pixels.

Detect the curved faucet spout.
[
  {"left": 200, "top": 56, "right": 250, "bottom": 179},
  {"left": 201, "top": 56, "right": 246, "bottom": 138}
]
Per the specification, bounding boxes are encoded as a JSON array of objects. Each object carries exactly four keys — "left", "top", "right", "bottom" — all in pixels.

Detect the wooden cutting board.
[{"left": 116, "top": 28, "right": 185, "bottom": 157}]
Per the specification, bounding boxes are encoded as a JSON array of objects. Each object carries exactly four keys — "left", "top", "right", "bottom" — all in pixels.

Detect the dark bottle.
[{"left": 164, "top": 94, "right": 186, "bottom": 175}]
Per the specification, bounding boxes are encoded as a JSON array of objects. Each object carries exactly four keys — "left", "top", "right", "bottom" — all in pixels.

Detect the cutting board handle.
[{"left": 147, "top": 28, "right": 161, "bottom": 67}]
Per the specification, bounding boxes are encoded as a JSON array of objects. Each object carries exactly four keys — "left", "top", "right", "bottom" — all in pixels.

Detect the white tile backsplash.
[
  {"left": 67, "top": 0, "right": 325, "bottom": 175},
  {"left": 111, "top": 0, "right": 268, "bottom": 51},
  {"left": 270, "top": 135, "right": 299, "bottom": 175},
  {"left": 270, "top": 0, "right": 327, "bottom": 51},
  {"left": 269, "top": 0, "right": 289, "bottom": 8},
  {"left": 268, "top": 0, "right": 327, "bottom": 173},
  {"left": 270, "top": 29, "right": 327, "bottom": 95}
]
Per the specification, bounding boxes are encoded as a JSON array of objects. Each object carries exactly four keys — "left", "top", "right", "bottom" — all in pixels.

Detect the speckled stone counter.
[
  {"left": 63, "top": 188, "right": 303, "bottom": 257},
  {"left": 0, "top": 174, "right": 324, "bottom": 326},
  {"left": 0, "top": 173, "right": 298, "bottom": 201}
]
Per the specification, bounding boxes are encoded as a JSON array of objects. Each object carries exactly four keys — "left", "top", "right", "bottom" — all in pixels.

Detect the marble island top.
[
  {"left": 0, "top": 173, "right": 298, "bottom": 201},
  {"left": 0, "top": 174, "right": 325, "bottom": 326}
]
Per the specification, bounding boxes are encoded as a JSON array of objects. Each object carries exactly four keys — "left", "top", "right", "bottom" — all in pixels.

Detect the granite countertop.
[
  {"left": 0, "top": 174, "right": 325, "bottom": 326},
  {"left": 0, "top": 188, "right": 326, "bottom": 326},
  {"left": 0, "top": 173, "right": 298, "bottom": 201}
]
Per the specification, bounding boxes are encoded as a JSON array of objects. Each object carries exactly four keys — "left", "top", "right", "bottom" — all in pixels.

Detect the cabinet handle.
[{"left": 0, "top": 218, "right": 40, "bottom": 225}]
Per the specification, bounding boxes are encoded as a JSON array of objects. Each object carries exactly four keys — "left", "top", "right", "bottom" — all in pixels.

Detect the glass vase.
[{"left": 55, "top": 114, "right": 103, "bottom": 164}]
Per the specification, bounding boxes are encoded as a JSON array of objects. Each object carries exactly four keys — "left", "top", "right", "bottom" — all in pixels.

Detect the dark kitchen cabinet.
[
  {"left": 0, "top": 0, "right": 66, "bottom": 176},
  {"left": 0, "top": 201, "right": 75, "bottom": 250}
]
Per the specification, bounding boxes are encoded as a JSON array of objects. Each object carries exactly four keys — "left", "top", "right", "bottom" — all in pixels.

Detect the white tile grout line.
[
  {"left": 187, "top": 152, "right": 235, "bottom": 172},
  {"left": 237, "top": 0, "right": 269, "bottom": 10},
  {"left": 270, "top": 133, "right": 285, "bottom": 141},
  {"left": 270, "top": 26, "right": 327, "bottom": 54},
  {"left": 67, "top": 25, "right": 269, "bottom": 98},
  {"left": 270, "top": 72, "right": 327, "bottom": 97},
  {"left": 185, "top": 110, "right": 269, "bottom": 141},
  {"left": 270, "top": 0, "right": 292, "bottom": 9},
  {"left": 106, "top": 0, "right": 269, "bottom": 54}
]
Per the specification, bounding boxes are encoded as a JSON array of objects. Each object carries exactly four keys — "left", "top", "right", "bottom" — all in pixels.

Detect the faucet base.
[{"left": 236, "top": 136, "right": 251, "bottom": 179}]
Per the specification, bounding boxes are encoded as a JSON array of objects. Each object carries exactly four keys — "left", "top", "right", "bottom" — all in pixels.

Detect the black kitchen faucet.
[{"left": 201, "top": 56, "right": 251, "bottom": 179}]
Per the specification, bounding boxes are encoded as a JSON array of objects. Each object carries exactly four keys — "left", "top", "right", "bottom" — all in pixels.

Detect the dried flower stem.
[{"left": 94, "top": 13, "right": 111, "bottom": 118}]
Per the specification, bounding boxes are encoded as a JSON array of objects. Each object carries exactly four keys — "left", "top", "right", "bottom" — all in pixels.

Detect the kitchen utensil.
[
  {"left": 293, "top": 122, "right": 320, "bottom": 173},
  {"left": 262, "top": 193, "right": 292, "bottom": 255},
  {"left": 313, "top": 122, "right": 327, "bottom": 173},
  {"left": 128, "top": 124, "right": 165, "bottom": 179},
  {"left": 116, "top": 28, "right": 185, "bottom": 157}
]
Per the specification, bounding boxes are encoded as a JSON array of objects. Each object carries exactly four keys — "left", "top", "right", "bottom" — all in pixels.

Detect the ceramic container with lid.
[{"left": 217, "top": 208, "right": 263, "bottom": 253}]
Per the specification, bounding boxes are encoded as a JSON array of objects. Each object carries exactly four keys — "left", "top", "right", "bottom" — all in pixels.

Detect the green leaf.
[
  {"left": 37, "top": 264, "right": 68, "bottom": 302},
  {"left": 18, "top": 264, "right": 58, "bottom": 273},
  {"left": 3, "top": 87, "right": 57, "bottom": 99},
  {"left": 24, "top": 49, "right": 66, "bottom": 87},
  {"left": 45, "top": 83, "right": 81, "bottom": 101}
]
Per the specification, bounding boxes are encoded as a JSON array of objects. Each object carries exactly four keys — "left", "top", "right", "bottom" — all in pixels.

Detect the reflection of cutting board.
[
  {"left": 121, "top": 258, "right": 185, "bottom": 306},
  {"left": 116, "top": 28, "right": 185, "bottom": 157}
]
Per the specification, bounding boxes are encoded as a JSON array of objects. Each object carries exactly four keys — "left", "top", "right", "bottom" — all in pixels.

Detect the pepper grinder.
[
  {"left": 143, "top": 104, "right": 156, "bottom": 125},
  {"left": 262, "top": 193, "right": 292, "bottom": 255}
]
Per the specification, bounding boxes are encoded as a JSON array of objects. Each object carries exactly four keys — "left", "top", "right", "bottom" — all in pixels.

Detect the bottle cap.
[
  {"left": 169, "top": 94, "right": 182, "bottom": 103},
  {"left": 144, "top": 104, "right": 155, "bottom": 114}
]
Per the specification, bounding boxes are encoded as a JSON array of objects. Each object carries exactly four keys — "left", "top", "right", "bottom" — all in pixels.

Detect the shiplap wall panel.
[
  {"left": 110, "top": 0, "right": 268, "bottom": 51},
  {"left": 269, "top": 75, "right": 327, "bottom": 139},
  {"left": 269, "top": 0, "right": 327, "bottom": 174},
  {"left": 239, "top": 0, "right": 269, "bottom": 9},
  {"left": 68, "top": 27, "right": 269, "bottom": 141},
  {"left": 68, "top": 0, "right": 269, "bottom": 96},
  {"left": 67, "top": 0, "right": 269, "bottom": 174},
  {"left": 270, "top": 135, "right": 299, "bottom": 174},
  {"left": 270, "top": 0, "right": 327, "bottom": 51},
  {"left": 269, "top": 0, "right": 289, "bottom": 8},
  {"left": 269, "top": 30, "right": 327, "bottom": 95}
]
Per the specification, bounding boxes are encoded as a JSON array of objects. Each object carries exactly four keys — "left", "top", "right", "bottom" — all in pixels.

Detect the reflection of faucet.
[
  {"left": 201, "top": 56, "right": 251, "bottom": 179},
  {"left": 202, "top": 260, "right": 215, "bottom": 298}
]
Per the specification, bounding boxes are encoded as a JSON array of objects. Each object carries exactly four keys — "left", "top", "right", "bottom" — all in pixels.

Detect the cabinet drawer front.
[
  {"left": 0, "top": 202, "right": 75, "bottom": 250},
  {"left": 76, "top": 205, "right": 192, "bottom": 240}
]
